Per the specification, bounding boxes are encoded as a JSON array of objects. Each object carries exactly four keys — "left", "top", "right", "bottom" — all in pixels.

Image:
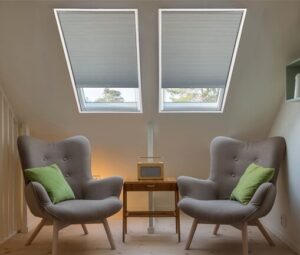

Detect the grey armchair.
[
  {"left": 177, "top": 136, "right": 286, "bottom": 255},
  {"left": 17, "top": 135, "right": 123, "bottom": 255}
]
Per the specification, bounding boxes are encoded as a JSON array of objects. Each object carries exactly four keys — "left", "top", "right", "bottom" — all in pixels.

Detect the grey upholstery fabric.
[
  {"left": 45, "top": 198, "right": 122, "bottom": 223},
  {"left": 25, "top": 182, "right": 52, "bottom": 219},
  {"left": 177, "top": 177, "right": 216, "bottom": 200},
  {"left": 17, "top": 135, "right": 123, "bottom": 223},
  {"left": 178, "top": 199, "right": 257, "bottom": 224},
  {"left": 84, "top": 177, "right": 123, "bottom": 200},
  {"left": 178, "top": 136, "right": 286, "bottom": 225}
]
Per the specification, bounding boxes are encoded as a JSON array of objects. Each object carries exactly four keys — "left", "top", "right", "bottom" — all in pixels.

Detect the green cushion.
[
  {"left": 230, "top": 163, "right": 275, "bottom": 205},
  {"left": 24, "top": 164, "right": 75, "bottom": 204}
]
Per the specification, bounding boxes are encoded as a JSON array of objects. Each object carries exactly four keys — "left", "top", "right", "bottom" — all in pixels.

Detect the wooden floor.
[{"left": 0, "top": 217, "right": 296, "bottom": 255}]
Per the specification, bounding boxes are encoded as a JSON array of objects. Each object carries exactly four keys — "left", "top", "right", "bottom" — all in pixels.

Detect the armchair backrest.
[
  {"left": 17, "top": 135, "right": 92, "bottom": 199},
  {"left": 209, "top": 136, "right": 286, "bottom": 200}
]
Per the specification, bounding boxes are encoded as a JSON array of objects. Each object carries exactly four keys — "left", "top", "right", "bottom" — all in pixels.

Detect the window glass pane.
[
  {"left": 162, "top": 88, "right": 223, "bottom": 112},
  {"left": 163, "top": 88, "right": 221, "bottom": 103},
  {"left": 82, "top": 88, "right": 138, "bottom": 103},
  {"left": 79, "top": 88, "right": 140, "bottom": 112}
]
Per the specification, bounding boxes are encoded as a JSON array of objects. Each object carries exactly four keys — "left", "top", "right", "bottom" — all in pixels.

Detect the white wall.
[
  {"left": 0, "top": 0, "right": 300, "bottom": 212},
  {"left": 264, "top": 99, "right": 300, "bottom": 253},
  {"left": 260, "top": 6, "right": 300, "bottom": 253}
]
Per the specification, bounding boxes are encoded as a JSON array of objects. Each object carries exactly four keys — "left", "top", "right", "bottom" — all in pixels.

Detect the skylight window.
[
  {"left": 159, "top": 9, "right": 246, "bottom": 113},
  {"left": 54, "top": 9, "right": 142, "bottom": 113}
]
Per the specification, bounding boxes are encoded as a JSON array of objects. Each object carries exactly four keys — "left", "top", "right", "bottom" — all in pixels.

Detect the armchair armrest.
[
  {"left": 25, "top": 182, "right": 52, "bottom": 218},
  {"left": 177, "top": 176, "right": 216, "bottom": 200},
  {"left": 84, "top": 176, "right": 123, "bottom": 200},
  {"left": 27, "top": 182, "right": 52, "bottom": 205},
  {"left": 246, "top": 182, "right": 276, "bottom": 221},
  {"left": 249, "top": 182, "right": 276, "bottom": 207}
]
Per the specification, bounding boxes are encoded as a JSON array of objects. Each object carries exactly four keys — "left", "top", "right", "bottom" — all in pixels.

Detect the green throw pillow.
[
  {"left": 25, "top": 164, "right": 75, "bottom": 204},
  {"left": 230, "top": 163, "right": 274, "bottom": 205}
]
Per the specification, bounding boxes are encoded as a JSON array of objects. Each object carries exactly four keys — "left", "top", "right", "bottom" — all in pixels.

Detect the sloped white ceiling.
[{"left": 0, "top": 1, "right": 299, "bottom": 202}]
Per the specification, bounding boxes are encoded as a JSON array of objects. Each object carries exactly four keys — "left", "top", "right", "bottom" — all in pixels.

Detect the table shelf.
[{"left": 126, "top": 211, "right": 177, "bottom": 217}]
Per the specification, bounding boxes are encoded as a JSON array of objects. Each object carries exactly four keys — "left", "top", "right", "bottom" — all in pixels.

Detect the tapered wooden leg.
[
  {"left": 185, "top": 219, "right": 198, "bottom": 250},
  {"left": 52, "top": 221, "right": 59, "bottom": 255},
  {"left": 25, "top": 218, "right": 46, "bottom": 246},
  {"left": 256, "top": 220, "right": 275, "bottom": 246},
  {"left": 81, "top": 224, "right": 88, "bottom": 235},
  {"left": 242, "top": 223, "right": 248, "bottom": 255},
  {"left": 103, "top": 219, "right": 116, "bottom": 250},
  {"left": 213, "top": 224, "right": 220, "bottom": 235}
]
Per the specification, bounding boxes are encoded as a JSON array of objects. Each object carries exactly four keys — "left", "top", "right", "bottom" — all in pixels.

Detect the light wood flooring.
[{"left": 0, "top": 217, "right": 296, "bottom": 255}]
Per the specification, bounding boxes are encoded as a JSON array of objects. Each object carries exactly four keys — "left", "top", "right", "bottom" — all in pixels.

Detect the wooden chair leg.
[
  {"left": 213, "top": 224, "right": 220, "bottom": 235},
  {"left": 185, "top": 219, "right": 198, "bottom": 250},
  {"left": 242, "top": 223, "right": 248, "bottom": 255},
  {"left": 81, "top": 224, "right": 88, "bottom": 235},
  {"left": 103, "top": 219, "right": 116, "bottom": 250},
  {"left": 25, "top": 218, "right": 46, "bottom": 246},
  {"left": 256, "top": 220, "right": 275, "bottom": 246},
  {"left": 52, "top": 221, "right": 59, "bottom": 255}
]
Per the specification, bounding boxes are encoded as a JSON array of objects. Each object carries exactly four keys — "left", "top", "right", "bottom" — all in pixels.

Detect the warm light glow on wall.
[
  {"left": 91, "top": 159, "right": 116, "bottom": 179},
  {"left": 92, "top": 174, "right": 101, "bottom": 180},
  {"left": 90, "top": 146, "right": 144, "bottom": 180},
  {"left": 91, "top": 159, "right": 101, "bottom": 179}
]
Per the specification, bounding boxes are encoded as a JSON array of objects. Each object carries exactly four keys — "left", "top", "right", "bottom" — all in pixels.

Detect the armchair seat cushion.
[
  {"left": 178, "top": 198, "right": 257, "bottom": 224},
  {"left": 45, "top": 197, "right": 122, "bottom": 223}
]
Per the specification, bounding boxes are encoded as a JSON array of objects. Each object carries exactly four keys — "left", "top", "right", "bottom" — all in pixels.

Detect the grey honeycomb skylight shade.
[
  {"left": 160, "top": 10, "right": 243, "bottom": 88},
  {"left": 57, "top": 11, "right": 139, "bottom": 88}
]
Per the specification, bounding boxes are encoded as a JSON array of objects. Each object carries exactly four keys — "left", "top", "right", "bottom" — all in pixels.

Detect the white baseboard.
[
  {"left": 0, "top": 218, "right": 38, "bottom": 244},
  {"left": 0, "top": 231, "right": 17, "bottom": 245},
  {"left": 261, "top": 219, "right": 300, "bottom": 254}
]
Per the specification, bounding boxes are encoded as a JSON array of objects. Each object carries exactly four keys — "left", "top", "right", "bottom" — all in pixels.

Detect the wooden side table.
[{"left": 122, "top": 177, "right": 180, "bottom": 242}]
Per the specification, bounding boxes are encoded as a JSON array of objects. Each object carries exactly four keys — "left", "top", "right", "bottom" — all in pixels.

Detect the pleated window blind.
[
  {"left": 159, "top": 9, "right": 246, "bottom": 112},
  {"left": 55, "top": 9, "right": 142, "bottom": 113}
]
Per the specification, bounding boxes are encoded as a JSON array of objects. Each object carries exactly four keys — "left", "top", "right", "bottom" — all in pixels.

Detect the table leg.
[
  {"left": 175, "top": 191, "right": 178, "bottom": 234},
  {"left": 175, "top": 189, "right": 181, "bottom": 242},
  {"left": 123, "top": 189, "right": 127, "bottom": 242}
]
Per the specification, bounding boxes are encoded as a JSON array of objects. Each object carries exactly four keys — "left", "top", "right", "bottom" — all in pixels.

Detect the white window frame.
[
  {"left": 54, "top": 9, "right": 143, "bottom": 113},
  {"left": 158, "top": 9, "right": 247, "bottom": 113}
]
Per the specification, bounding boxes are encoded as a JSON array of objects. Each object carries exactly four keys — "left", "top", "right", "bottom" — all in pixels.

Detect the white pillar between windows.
[{"left": 147, "top": 121, "right": 155, "bottom": 234}]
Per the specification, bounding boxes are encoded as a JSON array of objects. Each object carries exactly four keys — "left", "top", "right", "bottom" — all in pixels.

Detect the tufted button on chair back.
[
  {"left": 18, "top": 135, "right": 92, "bottom": 199},
  {"left": 209, "top": 136, "right": 286, "bottom": 200}
]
